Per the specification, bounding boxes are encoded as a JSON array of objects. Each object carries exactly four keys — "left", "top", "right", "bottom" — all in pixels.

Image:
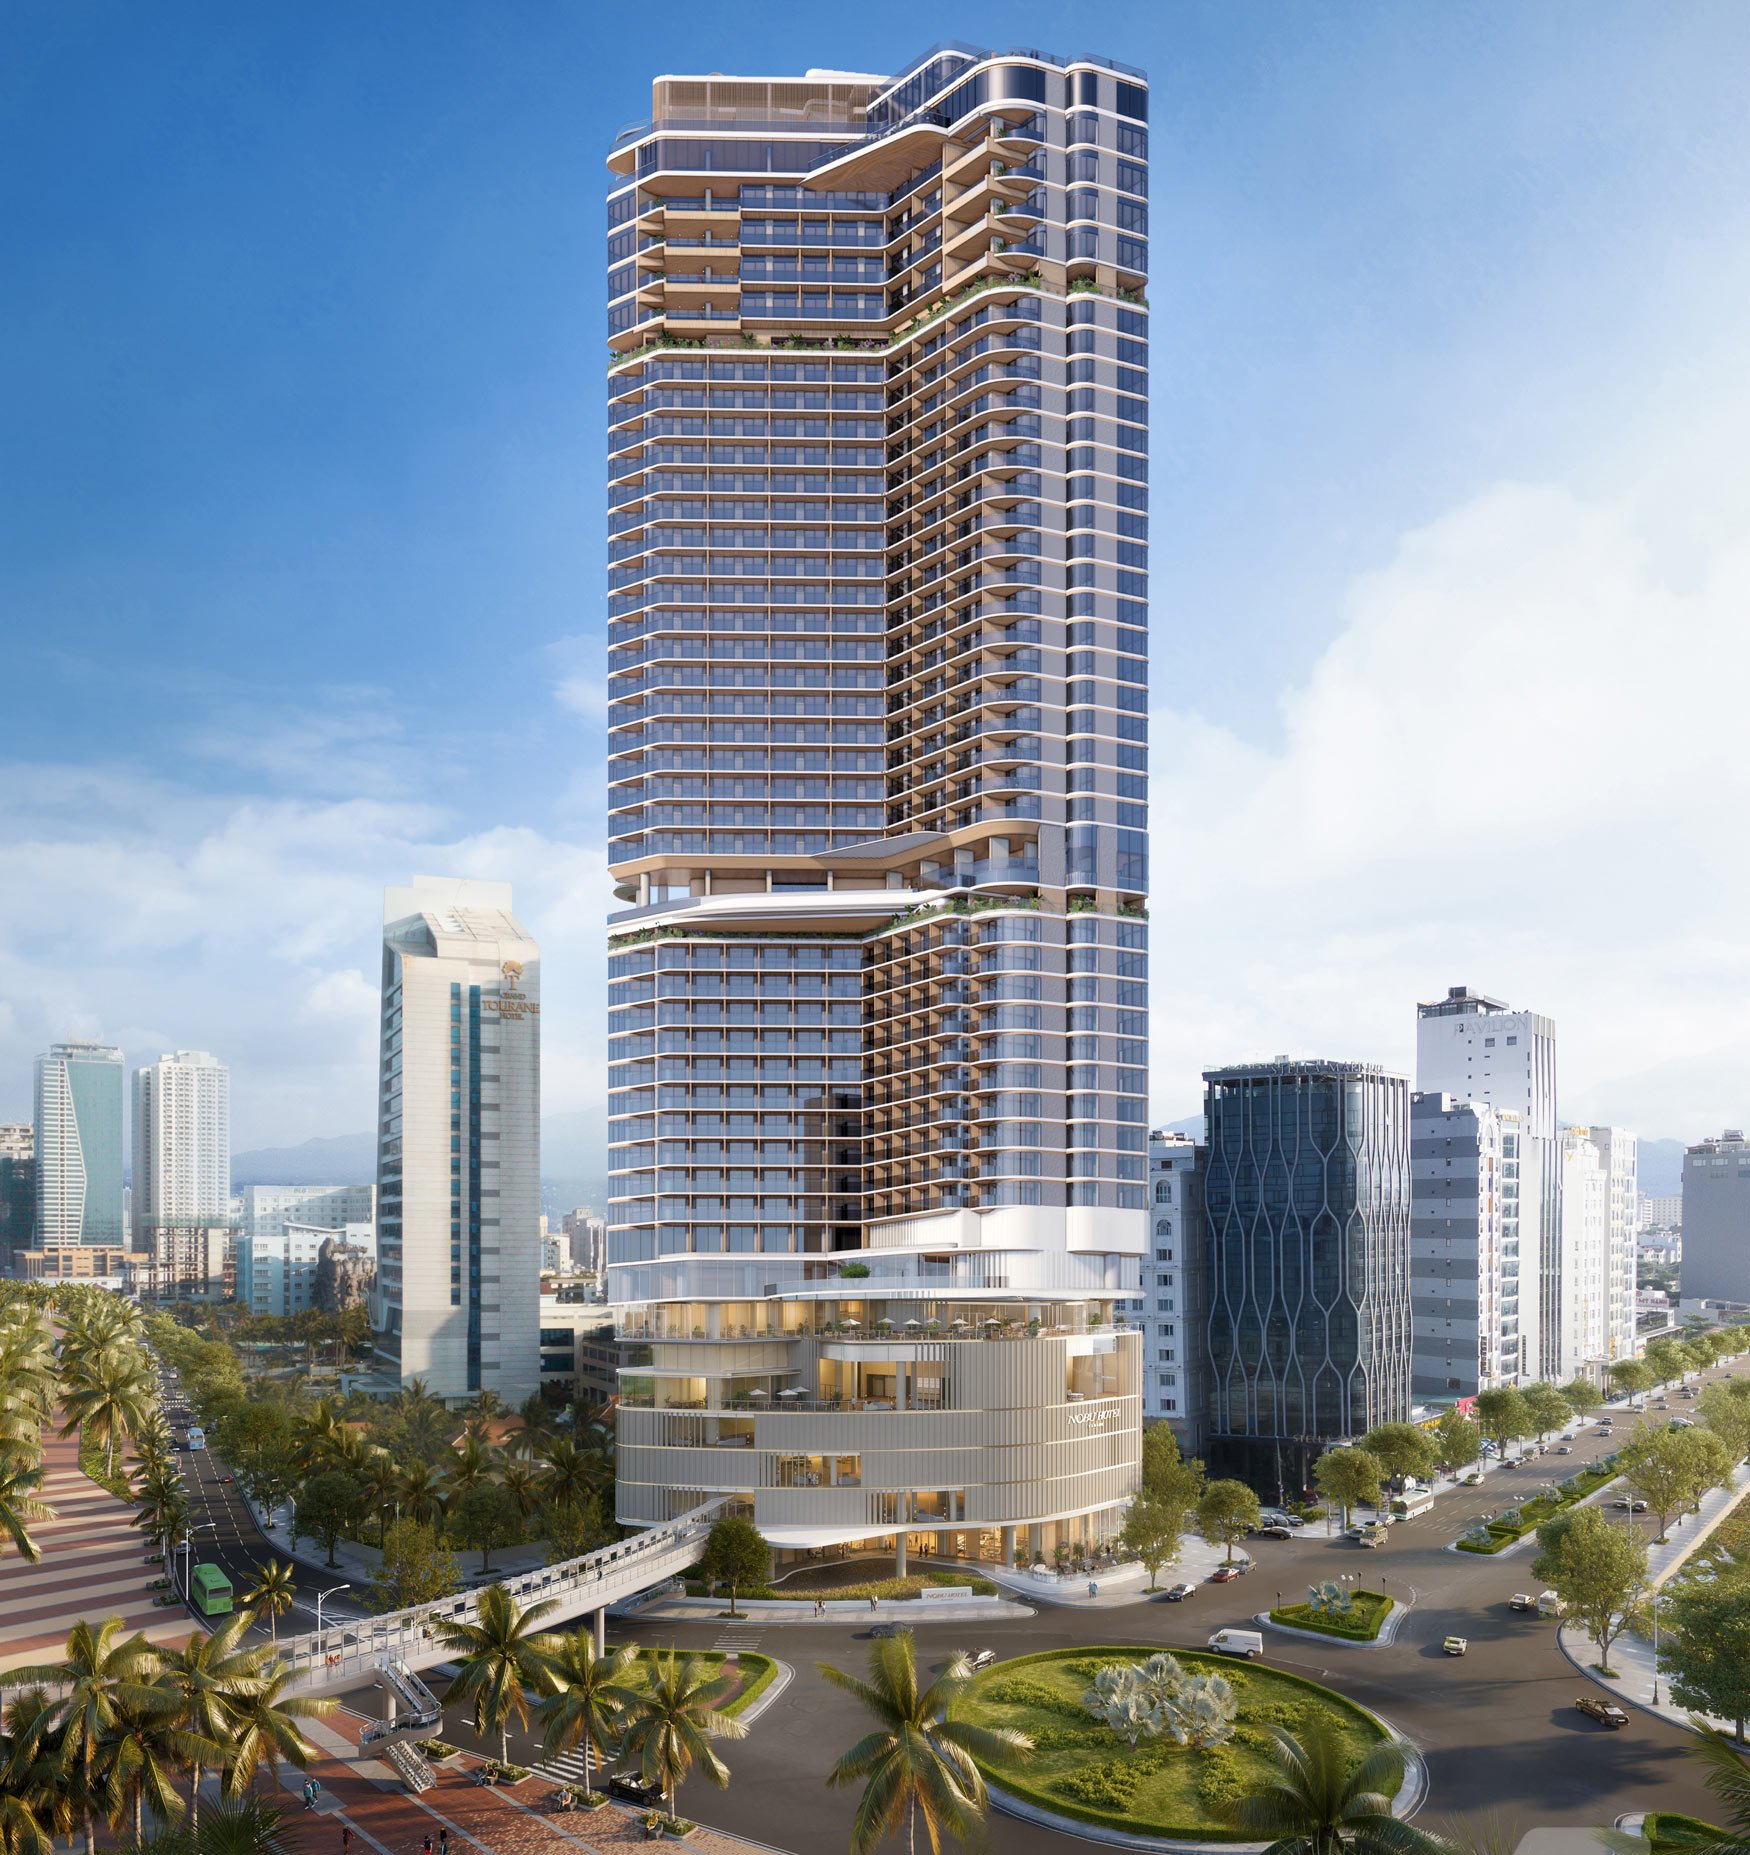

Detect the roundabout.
[{"left": 950, "top": 1646, "right": 1412, "bottom": 1849}]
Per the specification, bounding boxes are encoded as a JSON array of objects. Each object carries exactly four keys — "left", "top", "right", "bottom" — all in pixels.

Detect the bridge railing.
[{"left": 276, "top": 1497, "right": 726, "bottom": 1696}]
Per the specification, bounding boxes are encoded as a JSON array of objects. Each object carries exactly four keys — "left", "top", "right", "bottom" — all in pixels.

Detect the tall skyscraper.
[
  {"left": 1680, "top": 1130, "right": 1750, "bottom": 1304},
  {"left": 372, "top": 877, "right": 542, "bottom": 1405},
  {"left": 33, "top": 1042, "right": 125, "bottom": 1249},
  {"left": 604, "top": 45, "right": 1150, "bottom": 1566},
  {"left": 1416, "top": 986, "right": 1556, "bottom": 1375},
  {"left": 1410, "top": 1092, "right": 1514, "bottom": 1400},
  {"left": 132, "top": 1050, "right": 231, "bottom": 1243},
  {"left": 0, "top": 1125, "right": 34, "bottom": 1274},
  {"left": 1203, "top": 1060, "right": 1412, "bottom": 1494}
]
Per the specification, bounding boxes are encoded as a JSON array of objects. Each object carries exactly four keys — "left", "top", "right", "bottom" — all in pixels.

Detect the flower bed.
[
  {"left": 1268, "top": 1591, "right": 1394, "bottom": 1641},
  {"left": 1456, "top": 1459, "right": 1620, "bottom": 1553},
  {"left": 951, "top": 1646, "right": 1391, "bottom": 1842}
]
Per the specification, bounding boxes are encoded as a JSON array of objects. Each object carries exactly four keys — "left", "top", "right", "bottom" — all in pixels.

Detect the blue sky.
[{"left": 5, "top": 1, "right": 1750, "bottom": 1157}]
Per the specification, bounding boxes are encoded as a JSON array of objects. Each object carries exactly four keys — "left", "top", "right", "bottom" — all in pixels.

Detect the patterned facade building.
[
  {"left": 604, "top": 43, "right": 1150, "bottom": 1565},
  {"left": 1203, "top": 1059, "right": 1412, "bottom": 1494}
]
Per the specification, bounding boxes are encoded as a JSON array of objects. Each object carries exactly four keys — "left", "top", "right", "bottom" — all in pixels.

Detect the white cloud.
[{"left": 1150, "top": 475, "right": 1750, "bottom": 1139}]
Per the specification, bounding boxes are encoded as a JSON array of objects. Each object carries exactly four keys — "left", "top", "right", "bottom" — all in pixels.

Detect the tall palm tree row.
[
  {"left": 0, "top": 1304, "right": 59, "bottom": 1563},
  {"left": 2, "top": 1610, "right": 333, "bottom": 1855}
]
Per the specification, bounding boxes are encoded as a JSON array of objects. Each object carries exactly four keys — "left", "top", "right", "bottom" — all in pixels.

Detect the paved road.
[{"left": 178, "top": 1356, "right": 1750, "bottom": 1849}]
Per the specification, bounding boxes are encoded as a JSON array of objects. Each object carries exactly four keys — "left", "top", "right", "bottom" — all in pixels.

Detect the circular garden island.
[{"left": 951, "top": 1646, "right": 1400, "bottom": 1846}]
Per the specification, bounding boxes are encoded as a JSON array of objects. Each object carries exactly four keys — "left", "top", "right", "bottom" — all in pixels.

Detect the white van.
[
  {"left": 1207, "top": 1629, "right": 1264, "bottom": 1659},
  {"left": 1536, "top": 1591, "right": 1565, "bottom": 1618}
]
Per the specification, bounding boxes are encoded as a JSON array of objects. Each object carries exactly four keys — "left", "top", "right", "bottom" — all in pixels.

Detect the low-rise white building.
[
  {"left": 237, "top": 1220, "right": 375, "bottom": 1318},
  {"left": 244, "top": 1183, "right": 376, "bottom": 1241}
]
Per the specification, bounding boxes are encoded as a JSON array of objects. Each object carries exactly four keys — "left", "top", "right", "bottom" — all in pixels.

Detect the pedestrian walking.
[
  {"left": 869, "top": 1594, "right": 878, "bottom": 1612},
  {"left": 340, "top": 1828, "right": 352, "bottom": 1855},
  {"left": 423, "top": 1834, "right": 433, "bottom": 1855},
  {"left": 1088, "top": 1580, "right": 1097, "bottom": 1600},
  {"left": 440, "top": 1830, "right": 449, "bottom": 1855}
]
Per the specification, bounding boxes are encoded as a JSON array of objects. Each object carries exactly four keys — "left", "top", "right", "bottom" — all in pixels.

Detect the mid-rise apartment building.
[
  {"left": 371, "top": 877, "right": 542, "bottom": 1404},
  {"left": 1124, "top": 1131, "right": 1206, "bottom": 1450},
  {"left": 1681, "top": 1131, "right": 1750, "bottom": 1303},
  {"left": 1203, "top": 1060, "right": 1412, "bottom": 1495},
  {"left": 1639, "top": 1192, "right": 1682, "bottom": 1233},
  {"left": 34, "top": 1042, "right": 125, "bottom": 1250},
  {"left": 1410, "top": 1092, "right": 1520, "bottom": 1399},
  {"left": 605, "top": 44, "right": 1150, "bottom": 1568},
  {"left": 1416, "top": 986, "right": 1555, "bottom": 1375},
  {"left": 237, "top": 1220, "right": 376, "bottom": 1318},
  {"left": 244, "top": 1183, "right": 377, "bottom": 1241},
  {"left": 132, "top": 1050, "right": 231, "bottom": 1243},
  {"left": 1553, "top": 1128, "right": 1610, "bottom": 1377}
]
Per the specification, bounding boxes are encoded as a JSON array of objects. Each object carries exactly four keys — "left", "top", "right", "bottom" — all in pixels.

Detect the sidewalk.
[{"left": 628, "top": 1592, "right": 1024, "bottom": 1623}]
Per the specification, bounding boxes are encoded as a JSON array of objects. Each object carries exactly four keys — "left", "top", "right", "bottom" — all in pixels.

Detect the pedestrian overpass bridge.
[{"left": 277, "top": 1498, "right": 725, "bottom": 1702}]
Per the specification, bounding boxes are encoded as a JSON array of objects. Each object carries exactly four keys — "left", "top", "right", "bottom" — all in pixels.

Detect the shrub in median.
[{"left": 1268, "top": 1590, "right": 1394, "bottom": 1640}]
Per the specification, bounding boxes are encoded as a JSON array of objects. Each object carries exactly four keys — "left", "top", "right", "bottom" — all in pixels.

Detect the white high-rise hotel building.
[
  {"left": 132, "top": 1050, "right": 231, "bottom": 1242},
  {"left": 604, "top": 44, "right": 1150, "bottom": 1568},
  {"left": 371, "top": 878, "right": 542, "bottom": 1405}
]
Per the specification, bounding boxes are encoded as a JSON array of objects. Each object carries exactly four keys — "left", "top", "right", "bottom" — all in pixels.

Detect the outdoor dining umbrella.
[{"left": 748, "top": 1388, "right": 770, "bottom": 1398}]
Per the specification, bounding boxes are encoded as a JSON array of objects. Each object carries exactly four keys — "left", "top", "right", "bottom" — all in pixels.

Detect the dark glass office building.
[
  {"left": 1202, "top": 1059, "right": 1412, "bottom": 1496},
  {"left": 604, "top": 43, "right": 1151, "bottom": 1563}
]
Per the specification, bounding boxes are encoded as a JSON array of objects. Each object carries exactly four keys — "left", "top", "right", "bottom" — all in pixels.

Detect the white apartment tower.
[
  {"left": 372, "top": 877, "right": 542, "bottom": 1405},
  {"left": 132, "top": 1051, "right": 231, "bottom": 1243},
  {"left": 1416, "top": 986, "right": 1555, "bottom": 1376},
  {"left": 1554, "top": 1129, "right": 1610, "bottom": 1377},
  {"left": 1580, "top": 1125, "right": 1640, "bottom": 1368}
]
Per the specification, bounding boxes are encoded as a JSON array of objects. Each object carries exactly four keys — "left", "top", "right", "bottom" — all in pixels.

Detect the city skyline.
[{"left": 7, "top": 3, "right": 1750, "bottom": 1154}]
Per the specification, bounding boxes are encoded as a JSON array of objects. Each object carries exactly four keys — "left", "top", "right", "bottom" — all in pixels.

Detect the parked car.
[
  {"left": 1208, "top": 1565, "right": 1242, "bottom": 1584},
  {"left": 1442, "top": 1636, "right": 1468, "bottom": 1656},
  {"left": 964, "top": 1648, "right": 997, "bottom": 1672},
  {"left": 606, "top": 1772, "right": 664, "bottom": 1805},
  {"left": 1157, "top": 1582, "right": 1197, "bottom": 1602},
  {"left": 1574, "top": 1696, "right": 1630, "bottom": 1729},
  {"left": 1509, "top": 1593, "right": 1538, "bottom": 1612}
]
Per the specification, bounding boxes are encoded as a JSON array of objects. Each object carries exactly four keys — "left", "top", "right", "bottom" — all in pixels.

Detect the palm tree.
[
  {"left": 11, "top": 1619, "right": 167, "bottom": 1855},
  {"left": 0, "top": 1458, "right": 54, "bottom": 1564},
  {"left": 538, "top": 1437, "right": 598, "bottom": 1515},
  {"left": 60, "top": 1349, "right": 155, "bottom": 1480},
  {"left": 1211, "top": 1715, "right": 1447, "bottom": 1855},
  {"left": 0, "top": 1695, "right": 56, "bottom": 1855},
  {"left": 444, "top": 1436, "right": 494, "bottom": 1502},
  {"left": 500, "top": 1459, "right": 544, "bottom": 1527},
  {"left": 155, "top": 1618, "right": 272, "bottom": 1833},
  {"left": 464, "top": 1388, "right": 507, "bottom": 1428},
  {"left": 431, "top": 1585, "right": 561, "bottom": 1763},
  {"left": 533, "top": 1633, "right": 642, "bottom": 1799},
  {"left": 396, "top": 1461, "right": 447, "bottom": 1530},
  {"left": 818, "top": 1632, "right": 1030, "bottom": 1855},
  {"left": 4, "top": 1684, "right": 86, "bottom": 1853},
  {"left": 291, "top": 1400, "right": 346, "bottom": 1474},
  {"left": 239, "top": 1564, "right": 298, "bottom": 1643},
  {"left": 219, "top": 1663, "right": 331, "bottom": 1802},
  {"left": 619, "top": 1649, "right": 748, "bottom": 1822},
  {"left": 95, "top": 1687, "right": 217, "bottom": 1843},
  {"left": 515, "top": 1394, "right": 555, "bottom": 1457}
]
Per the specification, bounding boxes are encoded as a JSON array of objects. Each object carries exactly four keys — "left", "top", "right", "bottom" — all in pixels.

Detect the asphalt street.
[{"left": 164, "top": 1357, "right": 1750, "bottom": 1849}]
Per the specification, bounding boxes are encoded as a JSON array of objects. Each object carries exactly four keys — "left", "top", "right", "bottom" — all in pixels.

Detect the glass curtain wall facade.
[
  {"left": 33, "top": 1043, "right": 125, "bottom": 1250},
  {"left": 1202, "top": 1060, "right": 1412, "bottom": 1498},
  {"left": 605, "top": 43, "right": 1149, "bottom": 1566}
]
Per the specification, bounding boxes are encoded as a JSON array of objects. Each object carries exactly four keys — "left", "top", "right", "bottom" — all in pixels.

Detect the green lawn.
[
  {"left": 952, "top": 1646, "right": 1391, "bottom": 1841},
  {"left": 629, "top": 1648, "right": 775, "bottom": 1718},
  {"left": 1269, "top": 1590, "right": 1394, "bottom": 1640}
]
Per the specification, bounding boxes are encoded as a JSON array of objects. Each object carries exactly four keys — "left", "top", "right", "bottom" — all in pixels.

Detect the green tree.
[
  {"left": 1699, "top": 1379, "right": 1750, "bottom": 1465},
  {"left": 1645, "top": 1338, "right": 1687, "bottom": 1387},
  {"left": 94, "top": 1687, "right": 214, "bottom": 1844},
  {"left": 1621, "top": 1429, "right": 1725, "bottom": 1542},
  {"left": 1660, "top": 1572, "right": 1750, "bottom": 1744},
  {"left": 1195, "top": 1480, "right": 1261, "bottom": 1564},
  {"left": 1523, "top": 1382, "right": 1576, "bottom": 1440},
  {"left": 533, "top": 1633, "right": 642, "bottom": 1798},
  {"left": 447, "top": 1481, "right": 524, "bottom": 1573},
  {"left": 155, "top": 1613, "right": 281, "bottom": 1835},
  {"left": 431, "top": 1585, "right": 560, "bottom": 1762},
  {"left": 1140, "top": 1423, "right": 1207, "bottom": 1517},
  {"left": 1313, "top": 1448, "right": 1383, "bottom": 1531},
  {"left": 239, "top": 1562, "right": 297, "bottom": 1642},
  {"left": 621, "top": 1649, "right": 749, "bottom": 1824},
  {"left": 395, "top": 1461, "right": 448, "bottom": 1530},
  {"left": 1609, "top": 1359, "right": 1654, "bottom": 1407},
  {"left": 1357, "top": 1423, "right": 1438, "bottom": 1488},
  {"left": 698, "top": 1516, "right": 770, "bottom": 1619},
  {"left": 0, "top": 1456, "right": 55, "bottom": 1564},
  {"left": 542, "top": 1491, "right": 610, "bottom": 1565},
  {"left": 219, "top": 1661, "right": 332, "bottom": 1800},
  {"left": 60, "top": 1349, "right": 155, "bottom": 1482},
  {"left": 538, "top": 1436, "right": 600, "bottom": 1515},
  {"left": 817, "top": 1632, "right": 1032, "bottom": 1855},
  {"left": 1560, "top": 1378, "right": 1604, "bottom": 1418},
  {"left": 1530, "top": 1505, "right": 1647, "bottom": 1676},
  {"left": 1474, "top": 1385, "right": 1534, "bottom": 1453},
  {"left": 1119, "top": 1492, "right": 1183, "bottom": 1590},
  {"left": 369, "top": 1519, "right": 462, "bottom": 1611},
  {"left": 1433, "top": 1407, "right": 1479, "bottom": 1472},
  {"left": 1212, "top": 1714, "right": 1447, "bottom": 1855},
  {"left": 292, "top": 1470, "right": 365, "bottom": 1569}
]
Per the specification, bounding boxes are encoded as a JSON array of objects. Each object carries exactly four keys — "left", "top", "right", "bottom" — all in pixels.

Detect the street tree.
[
  {"left": 1644, "top": 1338, "right": 1687, "bottom": 1387},
  {"left": 1119, "top": 1492, "right": 1183, "bottom": 1590},
  {"left": 1141, "top": 1422, "right": 1207, "bottom": 1518},
  {"left": 1357, "top": 1424, "right": 1438, "bottom": 1489},
  {"left": 447, "top": 1481, "right": 525, "bottom": 1573},
  {"left": 369, "top": 1519, "right": 462, "bottom": 1610},
  {"left": 1698, "top": 1379, "right": 1750, "bottom": 1464},
  {"left": 291, "top": 1471, "right": 365, "bottom": 1569},
  {"left": 621, "top": 1648, "right": 749, "bottom": 1824},
  {"left": 1680, "top": 1428, "right": 1737, "bottom": 1518},
  {"left": 534, "top": 1633, "right": 642, "bottom": 1798},
  {"left": 1433, "top": 1407, "right": 1479, "bottom": 1473},
  {"left": 1530, "top": 1506, "right": 1647, "bottom": 1676},
  {"left": 1474, "top": 1386, "right": 1534, "bottom": 1454},
  {"left": 432, "top": 1585, "right": 561, "bottom": 1762},
  {"left": 1608, "top": 1359, "right": 1654, "bottom": 1407},
  {"left": 1560, "top": 1379, "right": 1603, "bottom": 1418},
  {"left": 1523, "top": 1382, "right": 1575, "bottom": 1440},
  {"left": 1195, "top": 1480, "right": 1261, "bottom": 1564},
  {"left": 1313, "top": 1448, "right": 1383, "bottom": 1530},
  {"left": 1660, "top": 1571, "right": 1750, "bottom": 1743},
  {"left": 697, "top": 1515, "right": 770, "bottom": 1619}
]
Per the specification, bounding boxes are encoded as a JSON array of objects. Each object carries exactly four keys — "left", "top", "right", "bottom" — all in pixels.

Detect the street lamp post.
[
  {"left": 315, "top": 1583, "right": 352, "bottom": 1631},
  {"left": 178, "top": 1523, "right": 219, "bottom": 1598},
  {"left": 1650, "top": 1587, "right": 1662, "bottom": 1707}
]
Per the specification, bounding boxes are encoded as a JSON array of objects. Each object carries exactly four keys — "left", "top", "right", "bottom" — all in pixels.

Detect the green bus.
[{"left": 190, "top": 1563, "right": 233, "bottom": 1617}]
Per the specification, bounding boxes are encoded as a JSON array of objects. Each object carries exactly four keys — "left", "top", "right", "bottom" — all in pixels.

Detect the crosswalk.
[
  {"left": 530, "top": 1743, "right": 599, "bottom": 1789},
  {"left": 712, "top": 1620, "right": 766, "bottom": 1654}
]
